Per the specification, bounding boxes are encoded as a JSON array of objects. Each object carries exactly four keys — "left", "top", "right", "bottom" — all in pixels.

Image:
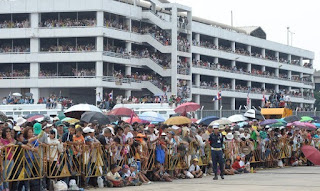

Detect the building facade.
[{"left": 0, "top": 0, "right": 315, "bottom": 110}]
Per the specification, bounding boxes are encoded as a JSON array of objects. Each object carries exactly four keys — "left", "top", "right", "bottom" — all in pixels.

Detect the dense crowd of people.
[
  {"left": 104, "top": 18, "right": 129, "bottom": 31},
  {"left": 0, "top": 70, "right": 30, "bottom": 78},
  {"left": 39, "top": 69, "right": 95, "bottom": 77},
  {"left": 2, "top": 96, "right": 35, "bottom": 105},
  {"left": 0, "top": 45, "right": 30, "bottom": 53},
  {"left": 0, "top": 113, "right": 318, "bottom": 190},
  {"left": 41, "top": 44, "right": 96, "bottom": 52},
  {"left": 178, "top": 57, "right": 190, "bottom": 75},
  {"left": 39, "top": 18, "right": 96, "bottom": 27},
  {"left": 177, "top": 35, "right": 190, "bottom": 52},
  {"left": 37, "top": 94, "right": 73, "bottom": 109},
  {"left": 0, "top": 19, "right": 30, "bottom": 28}
]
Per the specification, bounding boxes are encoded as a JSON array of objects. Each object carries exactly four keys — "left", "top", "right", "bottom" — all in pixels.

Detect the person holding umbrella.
[{"left": 208, "top": 123, "right": 224, "bottom": 180}]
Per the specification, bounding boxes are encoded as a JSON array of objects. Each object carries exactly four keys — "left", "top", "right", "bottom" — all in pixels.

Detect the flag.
[
  {"left": 247, "top": 88, "right": 251, "bottom": 106},
  {"left": 109, "top": 91, "right": 113, "bottom": 100},
  {"left": 212, "top": 91, "right": 222, "bottom": 101}
]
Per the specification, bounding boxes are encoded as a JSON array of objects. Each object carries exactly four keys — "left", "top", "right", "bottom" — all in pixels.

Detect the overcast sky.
[{"left": 172, "top": 0, "right": 319, "bottom": 70}]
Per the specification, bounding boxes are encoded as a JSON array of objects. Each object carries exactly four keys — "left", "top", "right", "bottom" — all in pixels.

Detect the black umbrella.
[
  {"left": 81, "top": 111, "right": 110, "bottom": 125},
  {"left": 284, "top": 115, "right": 300, "bottom": 123}
]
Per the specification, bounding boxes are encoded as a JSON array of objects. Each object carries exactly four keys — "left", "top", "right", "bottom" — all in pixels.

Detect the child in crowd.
[
  {"left": 153, "top": 161, "right": 173, "bottom": 182},
  {"left": 232, "top": 155, "right": 249, "bottom": 173},
  {"left": 188, "top": 158, "right": 203, "bottom": 178},
  {"left": 106, "top": 164, "right": 125, "bottom": 187},
  {"left": 120, "top": 165, "right": 142, "bottom": 186},
  {"left": 224, "top": 159, "right": 237, "bottom": 175}
]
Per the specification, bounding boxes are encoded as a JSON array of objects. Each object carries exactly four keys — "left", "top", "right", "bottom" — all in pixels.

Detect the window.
[{"left": 159, "top": 111, "right": 167, "bottom": 114}]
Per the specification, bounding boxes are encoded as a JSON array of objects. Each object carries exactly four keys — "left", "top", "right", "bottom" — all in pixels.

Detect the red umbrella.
[
  {"left": 124, "top": 117, "right": 148, "bottom": 124},
  {"left": 191, "top": 118, "right": 198, "bottom": 123},
  {"left": 301, "top": 145, "right": 320, "bottom": 165},
  {"left": 107, "top": 107, "right": 136, "bottom": 117},
  {"left": 27, "top": 115, "right": 44, "bottom": 122},
  {"left": 174, "top": 102, "right": 200, "bottom": 114}
]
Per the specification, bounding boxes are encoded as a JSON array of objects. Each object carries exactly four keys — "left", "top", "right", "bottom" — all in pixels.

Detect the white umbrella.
[
  {"left": 139, "top": 112, "right": 165, "bottom": 122},
  {"left": 210, "top": 119, "right": 232, "bottom": 126},
  {"left": 228, "top": 114, "right": 248, "bottom": 123},
  {"left": 12, "top": 92, "right": 22, "bottom": 97},
  {"left": 64, "top": 104, "right": 102, "bottom": 119},
  {"left": 244, "top": 109, "right": 265, "bottom": 120}
]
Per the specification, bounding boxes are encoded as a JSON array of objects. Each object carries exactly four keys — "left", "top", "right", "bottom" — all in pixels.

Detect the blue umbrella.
[
  {"left": 197, "top": 116, "right": 219, "bottom": 126},
  {"left": 237, "top": 121, "right": 248, "bottom": 128},
  {"left": 313, "top": 123, "right": 320, "bottom": 128},
  {"left": 139, "top": 112, "right": 165, "bottom": 122},
  {"left": 260, "top": 119, "right": 278, "bottom": 126}
]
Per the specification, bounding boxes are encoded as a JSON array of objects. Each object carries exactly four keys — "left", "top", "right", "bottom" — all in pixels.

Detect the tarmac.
[{"left": 92, "top": 166, "right": 320, "bottom": 191}]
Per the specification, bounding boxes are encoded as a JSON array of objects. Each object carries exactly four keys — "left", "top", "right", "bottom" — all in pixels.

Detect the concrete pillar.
[
  {"left": 30, "top": 88, "right": 39, "bottom": 103},
  {"left": 30, "top": 62, "right": 39, "bottom": 78},
  {"left": 30, "top": 13, "right": 39, "bottom": 28},
  {"left": 231, "top": 97, "right": 236, "bottom": 110},
  {"left": 275, "top": 68, "right": 279, "bottom": 77},
  {"left": 310, "top": 59, "right": 314, "bottom": 68},
  {"left": 96, "top": 87, "right": 103, "bottom": 106},
  {"left": 125, "top": 42, "right": 132, "bottom": 54},
  {"left": 247, "top": 45, "right": 251, "bottom": 55},
  {"left": 300, "top": 103, "right": 303, "bottom": 108},
  {"left": 214, "top": 57, "right": 219, "bottom": 64},
  {"left": 194, "top": 33, "right": 200, "bottom": 43},
  {"left": 97, "top": 11, "right": 104, "bottom": 27},
  {"left": 261, "top": 83, "right": 265, "bottom": 90},
  {"left": 96, "top": 61, "right": 103, "bottom": 77},
  {"left": 30, "top": 38, "right": 39, "bottom": 53},
  {"left": 195, "top": 74, "right": 200, "bottom": 87},
  {"left": 214, "top": 99, "right": 219, "bottom": 110},
  {"left": 287, "top": 54, "right": 291, "bottom": 63},
  {"left": 187, "top": 11, "right": 192, "bottom": 30},
  {"left": 300, "top": 88, "right": 304, "bottom": 97},
  {"left": 231, "top": 41, "right": 236, "bottom": 52},
  {"left": 96, "top": 36, "right": 104, "bottom": 52},
  {"left": 125, "top": 66, "right": 131, "bottom": 76},
  {"left": 300, "top": 57, "right": 303, "bottom": 66},
  {"left": 247, "top": 81, "right": 251, "bottom": 88},
  {"left": 195, "top": 54, "right": 200, "bottom": 62},
  {"left": 125, "top": 90, "right": 131, "bottom": 98},
  {"left": 195, "top": 94, "right": 200, "bottom": 104},
  {"left": 170, "top": 6, "right": 178, "bottom": 96},
  {"left": 261, "top": 48, "right": 265, "bottom": 58},
  {"left": 231, "top": 60, "right": 236, "bottom": 68},
  {"left": 261, "top": 65, "right": 266, "bottom": 72},
  {"left": 231, "top": 79, "right": 236, "bottom": 90},
  {"left": 275, "top": 51, "right": 279, "bottom": 61},
  {"left": 214, "top": 38, "right": 219, "bottom": 48},
  {"left": 247, "top": 63, "right": 251, "bottom": 73},
  {"left": 275, "top": 85, "right": 279, "bottom": 92},
  {"left": 126, "top": 18, "right": 131, "bottom": 32},
  {"left": 288, "top": 70, "right": 292, "bottom": 80},
  {"left": 214, "top": 76, "right": 219, "bottom": 88}
]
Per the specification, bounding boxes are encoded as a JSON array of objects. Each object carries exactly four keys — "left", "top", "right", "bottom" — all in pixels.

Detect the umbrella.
[
  {"left": 260, "top": 119, "right": 278, "bottom": 126},
  {"left": 61, "top": 117, "right": 80, "bottom": 124},
  {"left": 210, "top": 118, "right": 232, "bottom": 126},
  {"left": 124, "top": 117, "right": 148, "bottom": 124},
  {"left": 284, "top": 115, "right": 300, "bottom": 123},
  {"left": 277, "top": 118, "right": 287, "bottom": 124},
  {"left": 12, "top": 92, "right": 22, "bottom": 97},
  {"left": 191, "top": 118, "right": 198, "bottom": 123},
  {"left": 174, "top": 102, "right": 200, "bottom": 114},
  {"left": 311, "top": 116, "right": 320, "bottom": 123},
  {"left": 107, "top": 107, "right": 136, "bottom": 117},
  {"left": 271, "top": 122, "right": 285, "bottom": 128},
  {"left": 64, "top": 104, "right": 102, "bottom": 119},
  {"left": 300, "top": 116, "right": 314, "bottom": 122},
  {"left": 237, "top": 121, "right": 248, "bottom": 128},
  {"left": 301, "top": 145, "right": 320, "bottom": 165},
  {"left": 58, "top": 113, "right": 66, "bottom": 120},
  {"left": 197, "top": 116, "right": 219, "bottom": 125},
  {"left": 25, "top": 92, "right": 33, "bottom": 97},
  {"left": 26, "top": 113, "right": 43, "bottom": 119},
  {"left": 27, "top": 114, "right": 44, "bottom": 122},
  {"left": 313, "top": 123, "right": 320, "bottom": 128},
  {"left": 139, "top": 112, "right": 165, "bottom": 122},
  {"left": 288, "top": 121, "right": 316, "bottom": 130},
  {"left": 164, "top": 116, "right": 192, "bottom": 125},
  {"left": 228, "top": 114, "right": 248, "bottom": 123},
  {"left": 0, "top": 111, "right": 8, "bottom": 122},
  {"left": 244, "top": 109, "right": 265, "bottom": 120},
  {"left": 81, "top": 111, "right": 111, "bottom": 125}
]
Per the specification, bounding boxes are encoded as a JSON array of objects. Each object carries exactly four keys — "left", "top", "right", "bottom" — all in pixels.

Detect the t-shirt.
[
  {"left": 73, "top": 135, "right": 85, "bottom": 154},
  {"left": 189, "top": 164, "right": 200, "bottom": 172},
  {"left": 62, "top": 132, "right": 73, "bottom": 142},
  {"left": 0, "top": 138, "right": 15, "bottom": 160},
  {"left": 125, "top": 132, "right": 134, "bottom": 142},
  {"left": 148, "top": 133, "right": 158, "bottom": 142},
  {"left": 107, "top": 171, "right": 121, "bottom": 180},
  {"left": 85, "top": 135, "right": 94, "bottom": 143}
]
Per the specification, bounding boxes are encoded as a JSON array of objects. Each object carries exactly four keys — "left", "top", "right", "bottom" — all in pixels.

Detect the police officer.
[{"left": 209, "top": 123, "right": 224, "bottom": 180}]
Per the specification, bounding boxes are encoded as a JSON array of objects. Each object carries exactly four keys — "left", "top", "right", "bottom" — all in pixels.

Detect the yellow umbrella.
[
  {"left": 61, "top": 117, "right": 80, "bottom": 124},
  {"left": 164, "top": 116, "right": 192, "bottom": 125}
]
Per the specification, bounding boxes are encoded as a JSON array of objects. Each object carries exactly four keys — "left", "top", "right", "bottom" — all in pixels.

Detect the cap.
[
  {"left": 33, "top": 123, "right": 42, "bottom": 135},
  {"left": 193, "top": 158, "right": 199, "bottom": 162},
  {"left": 16, "top": 117, "right": 27, "bottom": 126},
  {"left": 268, "top": 128, "right": 273, "bottom": 132},
  {"left": 161, "top": 132, "right": 166, "bottom": 136},
  {"left": 13, "top": 125, "right": 21, "bottom": 131},
  {"left": 226, "top": 132, "right": 234, "bottom": 140},
  {"left": 122, "top": 165, "right": 129, "bottom": 169},
  {"left": 83, "top": 127, "right": 95, "bottom": 133},
  {"left": 42, "top": 123, "right": 53, "bottom": 130},
  {"left": 252, "top": 119, "right": 258, "bottom": 122},
  {"left": 53, "top": 116, "right": 60, "bottom": 121},
  {"left": 280, "top": 126, "right": 285, "bottom": 130},
  {"left": 265, "top": 125, "right": 270, "bottom": 129},
  {"left": 75, "top": 124, "right": 81, "bottom": 129}
]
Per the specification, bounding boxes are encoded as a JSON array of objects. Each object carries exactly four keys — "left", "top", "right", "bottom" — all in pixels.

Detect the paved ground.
[{"left": 92, "top": 166, "right": 320, "bottom": 191}]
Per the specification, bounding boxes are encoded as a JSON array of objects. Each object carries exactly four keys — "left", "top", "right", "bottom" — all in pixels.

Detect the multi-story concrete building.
[{"left": 0, "top": 0, "right": 315, "bottom": 109}]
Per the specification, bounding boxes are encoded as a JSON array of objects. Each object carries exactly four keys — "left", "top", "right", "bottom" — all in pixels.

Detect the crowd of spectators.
[
  {"left": 0, "top": 45, "right": 30, "bottom": 53},
  {"left": 0, "top": 19, "right": 30, "bottom": 28},
  {"left": 41, "top": 44, "right": 95, "bottom": 52},
  {"left": 104, "top": 18, "right": 128, "bottom": 31},
  {"left": 0, "top": 70, "right": 30, "bottom": 78},
  {"left": 2, "top": 96, "right": 35, "bottom": 105},
  {"left": 39, "top": 68, "right": 95, "bottom": 77},
  {"left": 177, "top": 35, "right": 190, "bottom": 52},
  {"left": 177, "top": 79, "right": 190, "bottom": 100},
  {"left": 37, "top": 94, "right": 73, "bottom": 109},
  {"left": 132, "top": 25, "right": 171, "bottom": 46},
  {"left": 178, "top": 16, "right": 188, "bottom": 29},
  {"left": 39, "top": 18, "right": 96, "bottom": 27},
  {"left": 178, "top": 57, "right": 190, "bottom": 75}
]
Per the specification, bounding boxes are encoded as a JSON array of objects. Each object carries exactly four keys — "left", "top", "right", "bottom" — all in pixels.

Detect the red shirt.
[{"left": 232, "top": 161, "right": 243, "bottom": 170}]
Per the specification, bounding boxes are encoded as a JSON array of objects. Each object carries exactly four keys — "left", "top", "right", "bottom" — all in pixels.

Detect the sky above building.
[{"left": 172, "top": 0, "right": 319, "bottom": 69}]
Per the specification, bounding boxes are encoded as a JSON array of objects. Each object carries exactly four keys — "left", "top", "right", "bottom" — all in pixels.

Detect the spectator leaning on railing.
[{"left": 0, "top": 19, "right": 30, "bottom": 28}]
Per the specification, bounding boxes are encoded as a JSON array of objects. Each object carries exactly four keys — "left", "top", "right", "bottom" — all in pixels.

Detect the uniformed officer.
[{"left": 208, "top": 123, "right": 224, "bottom": 180}]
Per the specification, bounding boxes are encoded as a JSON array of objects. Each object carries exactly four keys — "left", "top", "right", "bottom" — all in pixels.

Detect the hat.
[
  {"left": 193, "top": 158, "right": 199, "bottom": 162},
  {"left": 13, "top": 125, "right": 21, "bottom": 131},
  {"left": 169, "top": 131, "right": 175, "bottom": 136},
  {"left": 239, "top": 128, "right": 244, "bottom": 132},
  {"left": 268, "top": 128, "right": 273, "bottom": 132},
  {"left": 16, "top": 117, "right": 27, "bottom": 126},
  {"left": 234, "top": 131, "right": 240, "bottom": 136},
  {"left": 265, "top": 125, "right": 270, "bottom": 129},
  {"left": 161, "top": 132, "right": 166, "bottom": 136},
  {"left": 42, "top": 123, "right": 53, "bottom": 130},
  {"left": 107, "top": 126, "right": 115, "bottom": 135},
  {"left": 33, "top": 123, "right": 42, "bottom": 135},
  {"left": 83, "top": 127, "right": 94, "bottom": 133},
  {"left": 75, "top": 124, "right": 81, "bottom": 129},
  {"left": 226, "top": 132, "right": 234, "bottom": 140},
  {"left": 219, "top": 126, "right": 226, "bottom": 130},
  {"left": 211, "top": 123, "right": 219, "bottom": 129},
  {"left": 122, "top": 165, "right": 130, "bottom": 169},
  {"left": 279, "top": 126, "right": 285, "bottom": 130},
  {"left": 53, "top": 116, "right": 60, "bottom": 121},
  {"left": 252, "top": 119, "right": 258, "bottom": 122}
]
